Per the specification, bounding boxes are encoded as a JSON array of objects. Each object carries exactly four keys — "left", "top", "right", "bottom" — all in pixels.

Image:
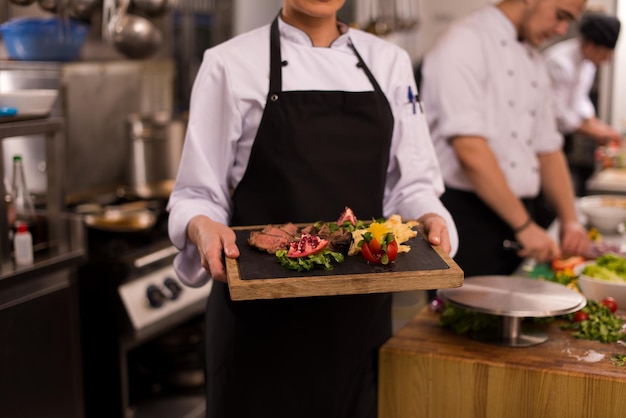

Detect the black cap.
[{"left": 580, "top": 12, "right": 621, "bottom": 49}]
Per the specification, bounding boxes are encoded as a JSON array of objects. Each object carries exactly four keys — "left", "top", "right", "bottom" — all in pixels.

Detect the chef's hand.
[
  {"left": 585, "top": 118, "right": 621, "bottom": 144},
  {"left": 418, "top": 213, "right": 452, "bottom": 255},
  {"left": 559, "top": 222, "right": 591, "bottom": 258},
  {"left": 187, "top": 215, "right": 240, "bottom": 283},
  {"left": 514, "top": 221, "right": 561, "bottom": 262}
]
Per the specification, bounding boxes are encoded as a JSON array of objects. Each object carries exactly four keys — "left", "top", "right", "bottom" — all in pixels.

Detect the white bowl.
[
  {"left": 0, "top": 89, "right": 58, "bottom": 116},
  {"left": 579, "top": 194, "right": 626, "bottom": 232},
  {"left": 575, "top": 261, "right": 626, "bottom": 308}
]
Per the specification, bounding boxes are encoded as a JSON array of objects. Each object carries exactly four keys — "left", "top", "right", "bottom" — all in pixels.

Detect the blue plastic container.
[{"left": 0, "top": 17, "right": 90, "bottom": 62}]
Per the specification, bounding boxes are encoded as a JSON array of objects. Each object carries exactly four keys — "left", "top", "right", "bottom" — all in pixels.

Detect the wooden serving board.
[{"left": 225, "top": 224, "right": 463, "bottom": 301}]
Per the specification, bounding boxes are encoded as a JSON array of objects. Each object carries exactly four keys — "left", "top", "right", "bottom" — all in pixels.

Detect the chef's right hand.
[
  {"left": 187, "top": 215, "right": 240, "bottom": 283},
  {"left": 514, "top": 221, "right": 561, "bottom": 262}
]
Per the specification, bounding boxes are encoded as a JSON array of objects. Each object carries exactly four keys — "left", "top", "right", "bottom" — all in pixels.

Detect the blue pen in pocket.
[{"left": 407, "top": 86, "right": 416, "bottom": 114}]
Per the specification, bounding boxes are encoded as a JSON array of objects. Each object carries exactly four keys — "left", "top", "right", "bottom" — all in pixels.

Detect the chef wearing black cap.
[{"left": 544, "top": 11, "right": 622, "bottom": 196}]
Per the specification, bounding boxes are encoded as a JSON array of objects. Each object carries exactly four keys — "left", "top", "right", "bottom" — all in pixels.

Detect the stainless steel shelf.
[{"left": 0, "top": 117, "right": 66, "bottom": 270}]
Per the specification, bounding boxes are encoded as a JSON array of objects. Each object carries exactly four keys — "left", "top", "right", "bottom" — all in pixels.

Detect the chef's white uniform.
[
  {"left": 544, "top": 37, "right": 597, "bottom": 135},
  {"left": 168, "top": 18, "right": 458, "bottom": 287},
  {"left": 422, "top": 5, "right": 563, "bottom": 199}
]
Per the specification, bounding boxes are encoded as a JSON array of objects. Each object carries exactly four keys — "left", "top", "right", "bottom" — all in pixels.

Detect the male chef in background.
[
  {"left": 421, "top": 0, "right": 592, "bottom": 279},
  {"left": 544, "top": 11, "right": 621, "bottom": 196}
]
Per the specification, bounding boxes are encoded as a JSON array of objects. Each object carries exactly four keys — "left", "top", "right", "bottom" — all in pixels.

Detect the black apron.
[
  {"left": 440, "top": 187, "right": 537, "bottom": 278},
  {"left": 204, "top": 16, "right": 395, "bottom": 418}
]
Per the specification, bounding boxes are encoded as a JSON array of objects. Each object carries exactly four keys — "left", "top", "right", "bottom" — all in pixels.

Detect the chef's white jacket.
[
  {"left": 422, "top": 5, "right": 563, "bottom": 198},
  {"left": 167, "top": 17, "right": 458, "bottom": 286},
  {"left": 543, "top": 37, "right": 597, "bottom": 134}
]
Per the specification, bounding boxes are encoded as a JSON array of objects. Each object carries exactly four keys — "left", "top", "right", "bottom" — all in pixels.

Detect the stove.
[
  {"left": 118, "top": 247, "right": 212, "bottom": 332},
  {"left": 77, "top": 201, "right": 211, "bottom": 418}
]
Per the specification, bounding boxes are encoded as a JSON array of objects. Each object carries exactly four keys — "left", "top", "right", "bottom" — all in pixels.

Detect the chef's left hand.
[
  {"left": 560, "top": 222, "right": 591, "bottom": 258},
  {"left": 418, "top": 213, "right": 452, "bottom": 255}
]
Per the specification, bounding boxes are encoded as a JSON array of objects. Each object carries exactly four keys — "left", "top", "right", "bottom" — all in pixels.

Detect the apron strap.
[
  {"left": 269, "top": 15, "right": 384, "bottom": 97},
  {"left": 348, "top": 38, "right": 385, "bottom": 95},
  {"left": 269, "top": 14, "right": 282, "bottom": 96}
]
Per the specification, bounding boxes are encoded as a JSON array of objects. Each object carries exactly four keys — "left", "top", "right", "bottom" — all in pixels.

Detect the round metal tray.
[{"left": 438, "top": 276, "right": 586, "bottom": 347}]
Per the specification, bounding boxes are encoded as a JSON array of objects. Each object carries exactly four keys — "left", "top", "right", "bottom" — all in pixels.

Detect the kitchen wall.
[
  {"left": 613, "top": 1, "right": 626, "bottom": 132},
  {"left": 2, "top": 0, "right": 624, "bottom": 131},
  {"left": 230, "top": 0, "right": 494, "bottom": 64}
]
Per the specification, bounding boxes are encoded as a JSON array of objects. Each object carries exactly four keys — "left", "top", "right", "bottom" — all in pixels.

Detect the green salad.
[{"left": 582, "top": 253, "right": 626, "bottom": 283}]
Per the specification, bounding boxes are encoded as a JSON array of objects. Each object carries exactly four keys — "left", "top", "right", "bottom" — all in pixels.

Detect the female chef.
[{"left": 167, "top": 1, "right": 458, "bottom": 417}]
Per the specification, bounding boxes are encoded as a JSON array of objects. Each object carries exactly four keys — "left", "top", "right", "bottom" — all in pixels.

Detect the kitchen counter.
[
  {"left": 0, "top": 213, "right": 86, "bottom": 418},
  {"left": 378, "top": 307, "right": 626, "bottom": 418}
]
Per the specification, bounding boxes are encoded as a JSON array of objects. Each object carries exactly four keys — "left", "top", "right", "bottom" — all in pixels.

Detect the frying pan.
[{"left": 83, "top": 205, "right": 156, "bottom": 232}]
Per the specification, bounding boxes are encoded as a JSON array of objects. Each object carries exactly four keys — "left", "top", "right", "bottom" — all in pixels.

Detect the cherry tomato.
[
  {"left": 367, "top": 236, "right": 382, "bottom": 254},
  {"left": 601, "top": 297, "right": 618, "bottom": 313},
  {"left": 386, "top": 239, "right": 398, "bottom": 262},
  {"left": 573, "top": 310, "right": 589, "bottom": 322},
  {"left": 361, "top": 239, "right": 379, "bottom": 264},
  {"left": 361, "top": 237, "right": 398, "bottom": 265}
]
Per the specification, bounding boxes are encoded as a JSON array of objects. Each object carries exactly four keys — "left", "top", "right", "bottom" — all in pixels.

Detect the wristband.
[{"left": 513, "top": 217, "right": 533, "bottom": 234}]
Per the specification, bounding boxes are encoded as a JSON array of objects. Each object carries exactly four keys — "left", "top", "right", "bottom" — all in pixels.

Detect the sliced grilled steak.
[
  {"left": 248, "top": 223, "right": 300, "bottom": 254},
  {"left": 280, "top": 222, "right": 300, "bottom": 237}
]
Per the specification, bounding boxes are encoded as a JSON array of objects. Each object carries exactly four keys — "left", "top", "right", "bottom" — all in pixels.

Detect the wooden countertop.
[{"left": 378, "top": 308, "right": 626, "bottom": 418}]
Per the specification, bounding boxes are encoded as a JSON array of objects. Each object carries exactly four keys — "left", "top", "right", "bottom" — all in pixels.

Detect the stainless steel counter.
[{"left": 0, "top": 211, "right": 85, "bottom": 282}]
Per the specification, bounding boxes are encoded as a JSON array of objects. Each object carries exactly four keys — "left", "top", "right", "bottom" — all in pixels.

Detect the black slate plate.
[{"left": 235, "top": 229, "right": 449, "bottom": 281}]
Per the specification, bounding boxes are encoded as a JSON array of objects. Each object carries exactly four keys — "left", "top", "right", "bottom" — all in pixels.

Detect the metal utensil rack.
[{"left": 0, "top": 117, "right": 65, "bottom": 270}]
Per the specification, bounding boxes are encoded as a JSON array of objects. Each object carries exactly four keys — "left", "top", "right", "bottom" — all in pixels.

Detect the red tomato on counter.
[
  {"left": 573, "top": 310, "right": 589, "bottom": 322},
  {"left": 601, "top": 297, "right": 618, "bottom": 313}
]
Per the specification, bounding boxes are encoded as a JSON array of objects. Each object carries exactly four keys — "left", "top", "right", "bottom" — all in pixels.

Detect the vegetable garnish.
[
  {"left": 610, "top": 354, "right": 626, "bottom": 366},
  {"left": 437, "top": 299, "right": 625, "bottom": 345},
  {"left": 561, "top": 299, "right": 625, "bottom": 343},
  {"left": 276, "top": 248, "right": 344, "bottom": 272},
  {"left": 439, "top": 303, "right": 499, "bottom": 335},
  {"left": 269, "top": 209, "right": 417, "bottom": 271},
  {"left": 359, "top": 222, "right": 398, "bottom": 265}
]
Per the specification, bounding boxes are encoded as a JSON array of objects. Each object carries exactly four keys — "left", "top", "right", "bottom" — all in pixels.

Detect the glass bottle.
[{"left": 10, "top": 155, "right": 36, "bottom": 226}]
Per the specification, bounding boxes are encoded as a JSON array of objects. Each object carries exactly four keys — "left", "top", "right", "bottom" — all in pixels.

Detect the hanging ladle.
[{"left": 103, "top": 0, "right": 162, "bottom": 59}]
